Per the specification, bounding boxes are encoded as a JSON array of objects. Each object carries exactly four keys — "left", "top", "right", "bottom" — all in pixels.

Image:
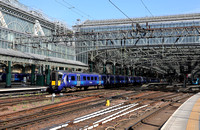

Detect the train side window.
[
  {"left": 95, "top": 77, "right": 97, "bottom": 80},
  {"left": 71, "top": 76, "right": 75, "bottom": 81},
  {"left": 91, "top": 77, "right": 93, "bottom": 80},
  {"left": 87, "top": 76, "right": 90, "bottom": 80},
  {"left": 83, "top": 76, "right": 86, "bottom": 81}
]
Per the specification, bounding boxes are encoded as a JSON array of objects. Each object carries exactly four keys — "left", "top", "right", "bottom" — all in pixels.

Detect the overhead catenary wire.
[
  {"left": 62, "top": 0, "right": 93, "bottom": 19},
  {"left": 55, "top": 0, "right": 84, "bottom": 18},
  {"left": 108, "top": 0, "right": 137, "bottom": 24},
  {"left": 140, "top": 0, "right": 154, "bottom": 17},
  {"left": 108, "top": 0, "right": 142, "bottom": 31}
]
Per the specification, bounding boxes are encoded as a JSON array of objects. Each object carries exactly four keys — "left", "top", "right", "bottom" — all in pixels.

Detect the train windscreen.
[{"left": 51, "top": 72, "right": 56, "bottom": 81}]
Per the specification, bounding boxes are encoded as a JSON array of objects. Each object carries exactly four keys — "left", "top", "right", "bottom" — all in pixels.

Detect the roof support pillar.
[
  {"left": 121, "top": 65, "right": 124, "bottom": 75},
  {"left": 131, "top": 67, "right": 135, "bottom": 77},
  {"left": 5, "top": 61, "right": 11, "bottom": 88},
  {"left": 90, "top": 62, "right": 93, "bottom": 72},
  {"left": 31, "top": 64, "right": 35, "bottom": 85},
  {"left": 124, "top": 68, "right": 126, "bottom": 76},
  {"left": 22, "top": 64, "right": 26, "bottom": 74},
  {"left": 46, "top": 65, "right": 51, "bottom": 86},
  {"left": 113, "top": 61, "right": 116, "bottom": 75},
  {"left": 103, "top": 60, "right": 106, "bottom": 74},
  {"left": 36, "top": 65, "right": 45, "bottom": 86},
  {"left": 126, "top": 67, "right": 129, "bottom": 76}
]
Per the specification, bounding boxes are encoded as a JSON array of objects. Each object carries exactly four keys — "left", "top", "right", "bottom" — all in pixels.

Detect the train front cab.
[
  {"left": 51, "top": 71, "right": 62, "bottom": 89},
  {"left": 50, "top": 71, "right": 78, "bottom": 92},
  {"left": 47, "top": 71, "right": 63, "bottom": 93}
]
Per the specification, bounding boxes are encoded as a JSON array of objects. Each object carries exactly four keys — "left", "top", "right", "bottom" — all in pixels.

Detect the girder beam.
[{"left": 14, "top": 25, "right": 200, "bottom": 75}]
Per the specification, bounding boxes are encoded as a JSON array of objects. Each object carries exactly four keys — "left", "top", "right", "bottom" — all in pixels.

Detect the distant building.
[{"left": 0, "top": 0, "right": 87, "bottom": 73}]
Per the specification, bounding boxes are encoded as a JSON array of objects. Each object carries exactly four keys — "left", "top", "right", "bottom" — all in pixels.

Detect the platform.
[
  {"left": 161, "top": 92, "right": 200, "bottom": 130},
  {"left": 0, "top": 85, "right": 47, "bottom": 93}
]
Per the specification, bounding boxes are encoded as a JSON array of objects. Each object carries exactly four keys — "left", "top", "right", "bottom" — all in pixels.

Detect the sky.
[{"left": 18, "top": 0, "right": 200, "bottom": 27}]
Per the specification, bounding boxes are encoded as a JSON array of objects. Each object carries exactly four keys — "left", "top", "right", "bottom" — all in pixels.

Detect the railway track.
[
  {"left": 68, "top": 103, "right": 148, "bottom": 129},
  {"left": 46, "top": 91, "right": 191, "bottom": 130},
  {"left": 0, "top": 97, "right": 49, "bottom": 108},
  {"left": 0, "top": 89, "right": 138, "bottom": 129},
  {"left": 127, "top": 94, "right": 192, "bottom": 130},
  {"left": 0, "top": 96, "right": 102, "bottom": 129},
  {"left": 0, "top": 89, "right": 193, "bottom": 130},
  {"left": 0, "top": 89, "right": 125, "bottom": 108}
]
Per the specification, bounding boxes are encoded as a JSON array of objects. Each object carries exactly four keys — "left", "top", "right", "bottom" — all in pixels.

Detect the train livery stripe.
[
  {"left": 58, "top": 81, "right": 61, "bottom": 86},
  {"left": 186, "top": 98, "right": 200, "bottom": 130}
]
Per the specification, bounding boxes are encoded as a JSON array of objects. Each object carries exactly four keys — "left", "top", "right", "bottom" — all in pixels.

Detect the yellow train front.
[{"left": 47, "top": 71, "right": 64, "bottom": 93}]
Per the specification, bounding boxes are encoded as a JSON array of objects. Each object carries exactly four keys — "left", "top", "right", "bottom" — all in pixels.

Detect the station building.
[{"left": 0, "top": 0, "right": 87, "bottom": 87}]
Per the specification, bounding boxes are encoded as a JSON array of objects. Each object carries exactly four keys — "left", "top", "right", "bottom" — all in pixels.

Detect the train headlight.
[{"left": 51, "top": 81, "right": 56, "bottom": 86}]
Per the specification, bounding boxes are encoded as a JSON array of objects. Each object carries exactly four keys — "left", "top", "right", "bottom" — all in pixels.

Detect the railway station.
[{"left": 0, "top": 0, "right": 200, "bottom": 129}]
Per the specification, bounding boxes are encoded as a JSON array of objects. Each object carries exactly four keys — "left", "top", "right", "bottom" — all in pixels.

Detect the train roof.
[{"left": 54, "top": 70, "right": 100, "bottom": 75}]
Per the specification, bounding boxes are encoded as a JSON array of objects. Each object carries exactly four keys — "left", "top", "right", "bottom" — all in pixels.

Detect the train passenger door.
[
  {"left": 99, "top": 75, "right": 101, "bottom": 85},
  {"left": 107, "top": 75, "right": 110, "bottom": 84},
  {"left": 77, "top": 74, "right": 80, "bottom": 86}
]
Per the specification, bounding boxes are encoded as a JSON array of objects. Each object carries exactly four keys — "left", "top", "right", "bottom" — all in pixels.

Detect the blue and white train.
[
  {"left": 0, "top": 72, "right": 30, "bottom": 82},
  {"left": 47, "top": 70, "right": 160, "bottom": 93}
]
